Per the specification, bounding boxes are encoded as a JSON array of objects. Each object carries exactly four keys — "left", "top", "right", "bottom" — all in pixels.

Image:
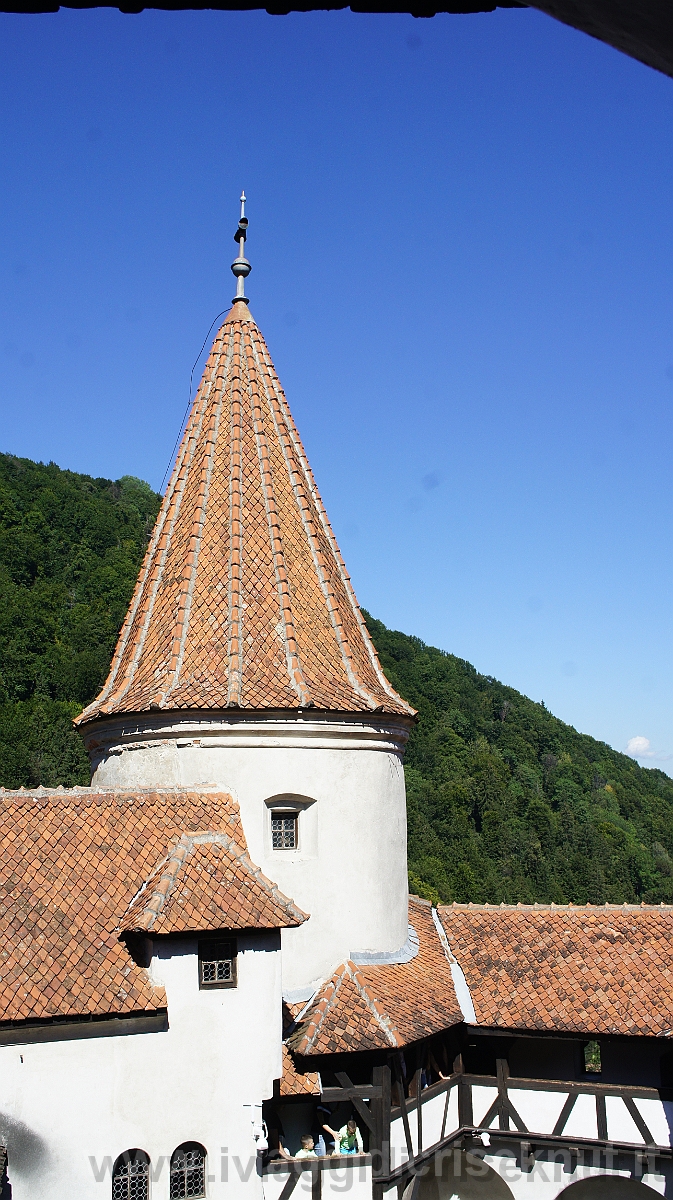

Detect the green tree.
[{"left": 0, "top": 454, "right": 161, "bottom": 787}]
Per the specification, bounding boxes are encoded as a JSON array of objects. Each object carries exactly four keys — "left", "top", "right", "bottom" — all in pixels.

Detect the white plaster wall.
[
  {"left": 84, "top": 712, "right": 412, "bottom": 994},
  {"left": 0, "top": 933, "right": 281, "bottom": 1200}
]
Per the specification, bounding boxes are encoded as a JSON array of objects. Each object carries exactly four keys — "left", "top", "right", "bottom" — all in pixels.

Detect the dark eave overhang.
[{"left": 2, "top": 0, "right": 672, "bottom": 83}]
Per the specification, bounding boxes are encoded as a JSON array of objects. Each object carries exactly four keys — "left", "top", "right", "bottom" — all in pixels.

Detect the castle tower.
[{"left": 77, "top": 196, "right": 415, "bottom": 997}]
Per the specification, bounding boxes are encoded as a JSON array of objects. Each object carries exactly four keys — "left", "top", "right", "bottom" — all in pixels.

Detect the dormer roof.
[
  {"left": 120, "top": 829, "right": 307, "bottom": 935},
  {"left": 77, "top": 301, "right": 413, "bottom": 725}
]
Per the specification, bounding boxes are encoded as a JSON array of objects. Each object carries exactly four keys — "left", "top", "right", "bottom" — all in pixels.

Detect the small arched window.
[
  {"left": 112, "top": 1149, "right": 150, "bottom": 1200},
  {"left": 170, "top": 1142, "right": 206, "bottom": 1199}
]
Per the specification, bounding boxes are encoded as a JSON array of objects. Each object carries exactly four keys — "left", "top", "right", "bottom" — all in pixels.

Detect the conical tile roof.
[{"left": 78, "top": 301, "right": 414, "bottom": 724}]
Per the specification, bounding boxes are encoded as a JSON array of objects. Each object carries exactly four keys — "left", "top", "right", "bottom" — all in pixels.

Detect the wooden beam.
[
  {"left": 497, "top": 1058, "right": 510, "bottom": 1131},
  {"left": 371, "top": 1064, "right": 392, "bottom": 1179},
  {"left": 623, "top": 1096, "right": 655, "bottom": 1146},
  {"left": 596, "top": 1095, "right": 608, "bottom": 1142},
  {"left": 415, "top": 1069, "right": 423, "bottom": 1152},
  {"left": 335, "top": 1071, "right": 376, "bottom": 1133},
  {"left": 393, "top": 1053, "right": 415, "bottom": 1161},
  {"left": 463, "top": 1073, "right": 669, "bottom": 1101},
  {"left": 552, "top": 1094, "right": 577, "bottom": 1135},
  {"left": 322, "top": 1086, "right": 382, "bottom": 1102},
  {"left": 277, "top": 1168, "right": 301, "bottom": 1200},
  {"left": 440, "top": 1087, "right": 452, "bottom": 1142}
]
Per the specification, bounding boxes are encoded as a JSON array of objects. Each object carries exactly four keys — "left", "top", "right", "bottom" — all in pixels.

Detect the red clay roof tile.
[
  {"left": 439, "top": 903, "right": 673, "bottom": 1038},
  {"left": 0, "top": 786, "right": 304, "bottom": 1025},
  {"left": 279, "top": 1044, "right": 322, "bottom": 1096},
  {"left": 121, "top": 833, "right": 307, "bottom": 934},
  {"left": 288, "top": 898, "right": 463, "bottom": 1055},
  {"left": 77, "top": 304, "right": 413, "bottom": 725}
]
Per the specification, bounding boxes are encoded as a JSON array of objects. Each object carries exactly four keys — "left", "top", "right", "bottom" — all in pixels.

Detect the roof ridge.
[
  {"left": 346, "top": 960, "right": 403, "bottom": 1047},
  {"left": 84, "top": 330, "right": 227, "bottom": 721},
  {"left": 160, "top": 334, "right": 234, "bottom": 706},
  {"left": 288, "top": 961, "right": 351, "bottom": 1054},
  {"left": 120, "top": 833, "right": 198, "bottom": 931},
  {"left": 250, "top": 328, "right": 379, "bottom": 712},
  {"left": 289, "top": 959, "right": 402, "bottom": 1054},
  {"left": 0, "top": 786, "right": 235, "bottom": 802},
  {"left": 226, "top": 324, "right": 245, "bottom": 706},
  {"left": 246, "top": 325, "right": 311, "bottom": 707}
]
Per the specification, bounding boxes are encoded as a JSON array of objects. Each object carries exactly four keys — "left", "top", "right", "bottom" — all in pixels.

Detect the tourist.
[
  {"left": 322, "top": 1118, "right": 363, "bottom": 1155},
  {"left": 279, "top": 1135, "right": 318, "bottom": 1160}
]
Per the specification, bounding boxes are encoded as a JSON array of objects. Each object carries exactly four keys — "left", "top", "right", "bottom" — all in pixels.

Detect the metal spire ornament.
[{"left": 231, "top": 191, "right": 251, "bottom": 304}]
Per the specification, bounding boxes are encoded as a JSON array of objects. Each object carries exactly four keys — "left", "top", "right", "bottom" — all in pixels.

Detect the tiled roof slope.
[
  {"left": 288, "top": 899, "right": 673, "bottom": 1055},
  {"left": 77, "top": 303, "right": 413, "bottom": 725},
  {"left": 439, "top": 903, "right": 673, "bottom": 1038},
  {"left": 0, "top": 786, "right": 301, "bottom": 1025},
  {"left": 288, "top": 897, "right": 463, "bottom": 1055},
  {"left": 121, "top": 832, "right": 307, "bottom": 934},
  {"left": 280, "top": 1044, "right": 321, "bottom": 1096}
]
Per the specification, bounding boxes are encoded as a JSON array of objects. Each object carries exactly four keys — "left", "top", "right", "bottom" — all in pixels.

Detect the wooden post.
[
  {"left": 415, "top": 1069, "right": 423, "bottom": 1155},
  {"left": 496, "top": 1058, "right": 510, "bottom": 1131},
  {"left": 596, "top": 1094, "right": 608, "bottom": 1141},
  {"left": 393, "top": 1053, "right": 414, "bottom": 1161},
  {"left": 372, "top": 1064, "right": 391, "bottom": 1184},
  {"left": 455, "top": 1054, "right": 473, "bottom": 1128}
]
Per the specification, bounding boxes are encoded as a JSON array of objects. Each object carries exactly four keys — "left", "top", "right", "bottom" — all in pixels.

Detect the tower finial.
[{"left": 231, "top": 191, "right": 251, "bottom": 304}]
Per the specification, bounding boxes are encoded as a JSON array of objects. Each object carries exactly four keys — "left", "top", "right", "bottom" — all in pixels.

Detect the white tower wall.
[{"left": 84, "top": 710, "right": 412, "bottom": 996}]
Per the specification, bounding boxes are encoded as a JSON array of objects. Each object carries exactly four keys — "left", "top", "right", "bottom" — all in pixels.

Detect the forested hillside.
[
  {"left": 366, "top": 615, "right": 673, "bottom": 905},
  {"left": 0, "top": 453, "right": 161, "bottom": 787},
  {"left": 1, "top": 452, "right": 671, "bottom": 905}
]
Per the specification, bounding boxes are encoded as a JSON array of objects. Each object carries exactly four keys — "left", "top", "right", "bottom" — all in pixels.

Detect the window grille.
[
  {"left": 170, "top": 1143, "right": 206, "bottom": 1199},
  {"left": 112, "top": 1151, "right": 150, "bottom": 1200},
  {"left": 271, "top": 812, "right": 297, "bottom": 850},
  {"left": 199, "top": 938, "right": 236, "bottom": 988}
]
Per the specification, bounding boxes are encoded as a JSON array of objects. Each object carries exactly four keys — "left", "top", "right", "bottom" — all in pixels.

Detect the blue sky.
[{"left": 1, "top": 5, "right": 672, "bottom": 770}]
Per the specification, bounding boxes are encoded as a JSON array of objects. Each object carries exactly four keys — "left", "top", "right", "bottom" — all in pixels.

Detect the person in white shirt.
[{"left": 279, "top": 1134, "right": 318, "bottom": 1160}]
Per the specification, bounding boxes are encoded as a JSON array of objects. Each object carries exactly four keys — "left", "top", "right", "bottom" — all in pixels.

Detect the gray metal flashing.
[
  {"left": 351, "top": 923, "right": 419, "bottom": 965},
  {"left": 431, "top": 906, "right": 477, "bottom": 1024}
]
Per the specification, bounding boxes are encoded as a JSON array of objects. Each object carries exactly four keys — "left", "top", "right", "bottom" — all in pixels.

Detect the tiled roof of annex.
[
  {"left": 288, "top": 897, "right": 673, "bottom": 1056},
  {"left": 288, "top": 897, "right": 463, "bottom": 1055},
  {"left": 439, "top": 902, "right": 673, "bottom": 1039},
  {"left": 0, "top": 786, "right": 305, "bottom": 1025},
  {"left": 77, "top": 302, "right": 413, "bottom": 725}
]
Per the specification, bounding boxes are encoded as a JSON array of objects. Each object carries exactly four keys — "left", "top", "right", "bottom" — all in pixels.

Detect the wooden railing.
[
  {"left": 264, "top": 1059, "right": 673, "bottom": 1193},
  {"left": 382, "top": 1056, "right": 673, "bottom": 1181}
]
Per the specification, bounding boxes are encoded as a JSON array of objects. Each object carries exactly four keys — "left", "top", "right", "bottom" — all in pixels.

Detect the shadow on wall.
[{"left": 0, "top": 1113, "right": 50, "bottom": 1187}]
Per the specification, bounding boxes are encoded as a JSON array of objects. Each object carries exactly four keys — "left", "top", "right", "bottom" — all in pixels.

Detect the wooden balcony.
[
  {"left": 384, "top": 1059, "right": 673, "bottom": 1186},
  {"left": 264, "top": 1058, "right": 673, "bottom": 1197}
]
